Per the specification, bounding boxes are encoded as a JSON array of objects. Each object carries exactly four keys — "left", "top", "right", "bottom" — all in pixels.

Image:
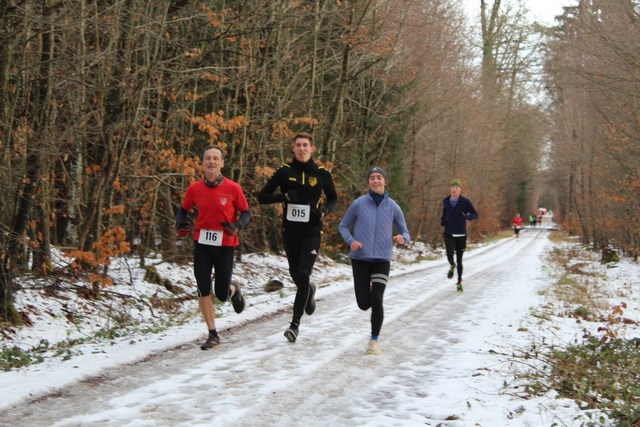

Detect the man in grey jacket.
[{"left": 339, "top": 167, "right": 410, "bottom": 355}]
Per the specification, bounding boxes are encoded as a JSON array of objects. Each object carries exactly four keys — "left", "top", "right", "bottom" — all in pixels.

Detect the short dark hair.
[
  {"left": 203, "top": 145, "right": 225, "bottom": 159},
  {"left": 293, "top": 132, "right": 313, "bottom": 145}
]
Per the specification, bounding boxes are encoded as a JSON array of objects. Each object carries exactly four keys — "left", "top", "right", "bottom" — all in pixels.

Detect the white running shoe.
[{"left": 366, "top": 340, "right": 381, "bottom": 355}]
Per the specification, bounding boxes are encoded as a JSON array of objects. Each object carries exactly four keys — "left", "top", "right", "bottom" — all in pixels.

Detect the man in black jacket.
[
  {"left": 258, "top": 132, "right": 338, "bottom": 342},
  {"left": 440, "top": 179, "right": 478, "bottom": 292}
]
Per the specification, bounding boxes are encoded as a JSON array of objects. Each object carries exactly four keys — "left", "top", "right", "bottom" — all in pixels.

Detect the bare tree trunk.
[{"left": 2, "top": 0, "right": 56, "bottom": 316}]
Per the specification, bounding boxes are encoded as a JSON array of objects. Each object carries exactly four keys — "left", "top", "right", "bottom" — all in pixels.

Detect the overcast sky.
[
  {"left": 528, "top": 0, "right": 577, "bottom": 24},
  {"left": 462, "top": 0, "right": 578, "bottom": 26}
]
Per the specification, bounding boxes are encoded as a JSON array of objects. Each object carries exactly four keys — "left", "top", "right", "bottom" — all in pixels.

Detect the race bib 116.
[{"left": 198, "top": 229, "right": 223, "bottom": 246}]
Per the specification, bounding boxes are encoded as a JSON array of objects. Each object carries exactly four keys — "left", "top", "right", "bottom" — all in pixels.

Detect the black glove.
[
  {"left": 285, "top": 189, "right": 298, "bottom": 202},
  {"left": 175, "top": 207, "right": 188, "bottom": 231},
  {"left": 440, "top": 219, "right": 447, "bottom": 227},
  {"left": 221, "top": 222, "right": 240, "bottom": 236},
  {"left": 310, "top": 207, "right": 328, "bottom": 222}
]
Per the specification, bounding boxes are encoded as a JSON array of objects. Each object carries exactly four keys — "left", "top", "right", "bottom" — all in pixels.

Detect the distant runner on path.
[
  {"left": 440, "top": 178, "right": 478, "bottom": 292},
  {"left": 512, "top": 213, "right": 523, "bottom": 241}
]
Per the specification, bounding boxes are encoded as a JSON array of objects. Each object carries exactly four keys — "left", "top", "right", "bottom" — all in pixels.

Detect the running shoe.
[
  {"left": 447, "top": 264, "right": 456, "bottom": 279},
  {"left": 305, "top": 283, "right": 316, "bottom": 315},
  {"left": 231, "top": 283, "right": 246, "bottom": 314},
  {"left": 200, "top": 333, "right": 220, "bottom": 350},
  {"left": 284, "top": 323, "right": 299, "bottom": 343},
  {"left": 366, "top": 340, "right": 381, "bottom": 355},
  {"left": 456, "top": 279, "right": 463, "bottom": 293}
]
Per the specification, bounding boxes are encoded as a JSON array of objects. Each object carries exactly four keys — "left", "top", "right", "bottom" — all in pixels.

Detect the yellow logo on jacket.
[{"left": 308, "top": 177, "right": 318, "bottom": 187}]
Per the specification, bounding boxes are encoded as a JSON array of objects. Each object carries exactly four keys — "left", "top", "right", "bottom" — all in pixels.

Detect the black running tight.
[
  {"left": 444, "top": 234, "right": 466, "bottom": 280},
  {"left": 350, "top": 259, "right": 389, "bottom": 337},
  {"left": 193, "top": 243, "right": 235, "bottom": 299},
  {"left": 283, "top": 231, "right": 321, "bottom": 325}
]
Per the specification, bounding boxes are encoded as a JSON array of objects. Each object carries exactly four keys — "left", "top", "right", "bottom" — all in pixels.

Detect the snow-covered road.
[{"left": 4, "top": 229, "right": 577, "bottom": 426}]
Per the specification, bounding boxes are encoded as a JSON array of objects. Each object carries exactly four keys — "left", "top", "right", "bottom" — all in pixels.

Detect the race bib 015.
[{"left": 286, "top": 204, "right": 310, "bottom": 223}]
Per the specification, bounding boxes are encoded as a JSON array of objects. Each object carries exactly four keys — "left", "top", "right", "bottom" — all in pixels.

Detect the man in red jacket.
[
  {"left": 512, "top": 213, "right": 523, "bottom": 241},
  {"left": 176, "top": 145, "right": 251, "bottom": 350}
]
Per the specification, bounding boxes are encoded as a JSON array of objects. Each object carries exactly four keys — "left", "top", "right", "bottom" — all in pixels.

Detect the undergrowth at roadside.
[
  {"left": 0, "top": 278, "right": 195, "bottom": 371},
  {"left": 0, "top": 317, "right": 183, "bottom": 371},
  {"left": 509, "top": 232, "right": 640, "bottom": 426}
]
